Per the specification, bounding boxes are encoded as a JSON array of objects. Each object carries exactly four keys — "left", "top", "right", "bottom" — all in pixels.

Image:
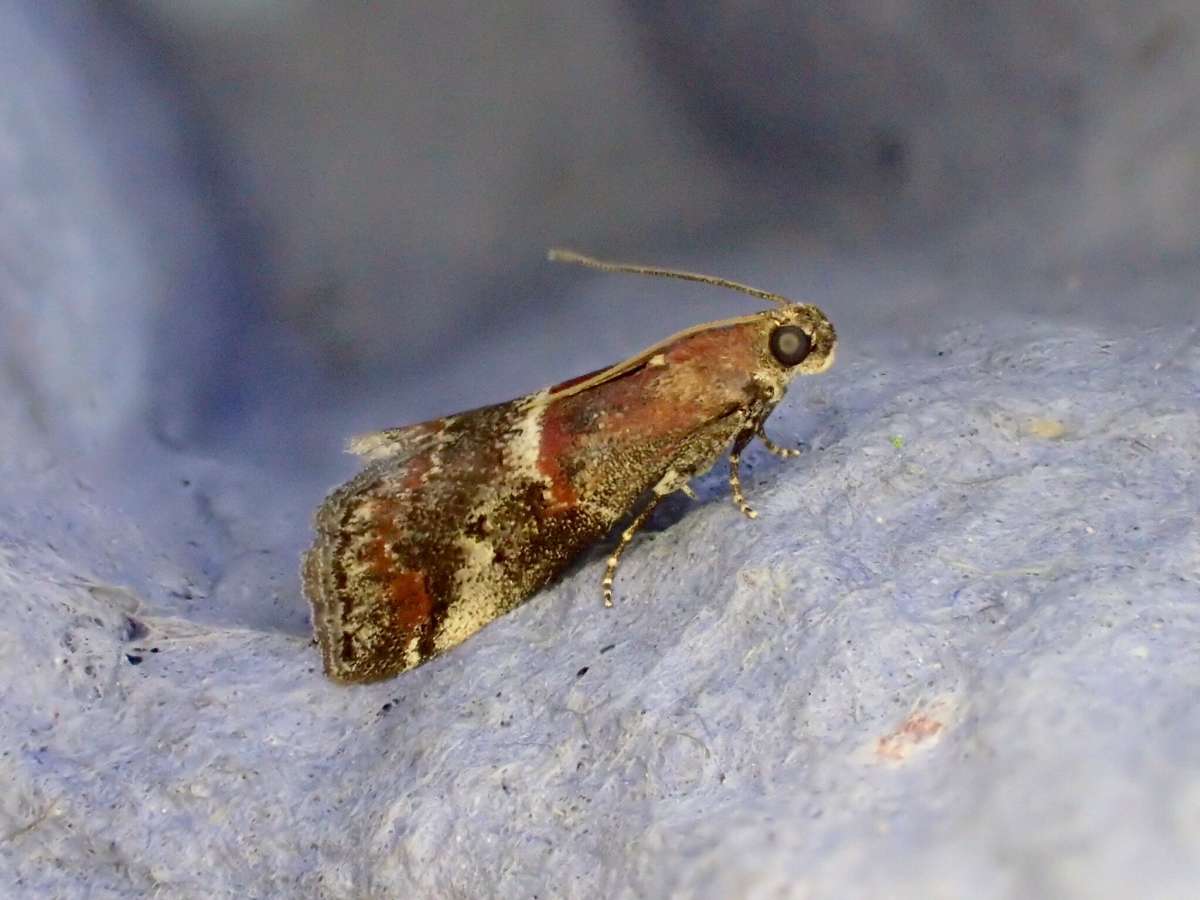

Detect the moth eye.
[{"left": 769, "top": 325, "right": 813, "bottom": 366}]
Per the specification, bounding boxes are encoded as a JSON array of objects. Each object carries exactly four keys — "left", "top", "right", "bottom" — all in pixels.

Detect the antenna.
[{"left": 548, "top": 248, "right": 794, "bottom": 308}]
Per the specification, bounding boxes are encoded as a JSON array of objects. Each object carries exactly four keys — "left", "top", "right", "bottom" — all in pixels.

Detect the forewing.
[{"left": 305, "top": 400, "right": 514, "bottom": 682}]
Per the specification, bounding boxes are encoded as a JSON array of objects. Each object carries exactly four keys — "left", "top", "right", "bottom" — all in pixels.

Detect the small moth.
[{"left": 303, "top": 250, "right": 837, "bottom": 683}]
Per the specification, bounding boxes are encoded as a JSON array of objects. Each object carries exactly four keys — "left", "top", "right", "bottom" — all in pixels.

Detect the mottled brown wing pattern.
[
  {"left": 304, "top": 351, "right": 755, "bottom": 683},
  {"left": 303, "top": 257, "right": 838, "bottom": 684},
  {"left": 306, "top": 402, "right": 513, "bottom": 681}
]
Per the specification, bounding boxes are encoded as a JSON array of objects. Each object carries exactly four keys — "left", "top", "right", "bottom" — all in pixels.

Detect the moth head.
[
  {"left": 765, "top": 304, "right": 837, "bottom": 377},
  {"left": 547, "top": 248, "right": 838, "bottom": 382}
]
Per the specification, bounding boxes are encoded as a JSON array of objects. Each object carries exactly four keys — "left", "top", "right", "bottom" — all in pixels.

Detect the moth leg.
[
  {"left": 757, "top": 427, "right": 804, "bottom": 459},
  {"left": 728, "top": 429, "right": 758, "bottom": 520},
  {"left": 602, "top": 494, "right": 664, "bottom": 608}
]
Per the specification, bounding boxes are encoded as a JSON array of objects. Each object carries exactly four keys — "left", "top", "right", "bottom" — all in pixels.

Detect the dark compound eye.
[{"left": 769, "top": 325, "right": 812, "bottom": 366}]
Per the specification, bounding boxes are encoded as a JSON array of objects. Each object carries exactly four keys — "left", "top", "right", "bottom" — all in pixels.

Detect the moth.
[{"left": 303, "top": 250, "right": 837, "bottom": 682}]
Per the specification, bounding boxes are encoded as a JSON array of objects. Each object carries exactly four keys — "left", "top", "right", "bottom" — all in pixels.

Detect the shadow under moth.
[{"left": 303, "top": 250, "right": 837, "bottom": 682}]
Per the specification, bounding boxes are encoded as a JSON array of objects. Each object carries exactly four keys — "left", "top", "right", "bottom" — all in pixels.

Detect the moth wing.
[
  {"left": 351, "top": 312, "right": 762, "bottom": 462},
  {"left": 307, "top": 397, "right": 527, "bottom": 682}
]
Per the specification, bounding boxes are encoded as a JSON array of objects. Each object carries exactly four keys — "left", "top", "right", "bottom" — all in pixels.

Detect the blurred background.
[{"left": 3, "top": 0, "right": 1198, "bottom": 479}]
